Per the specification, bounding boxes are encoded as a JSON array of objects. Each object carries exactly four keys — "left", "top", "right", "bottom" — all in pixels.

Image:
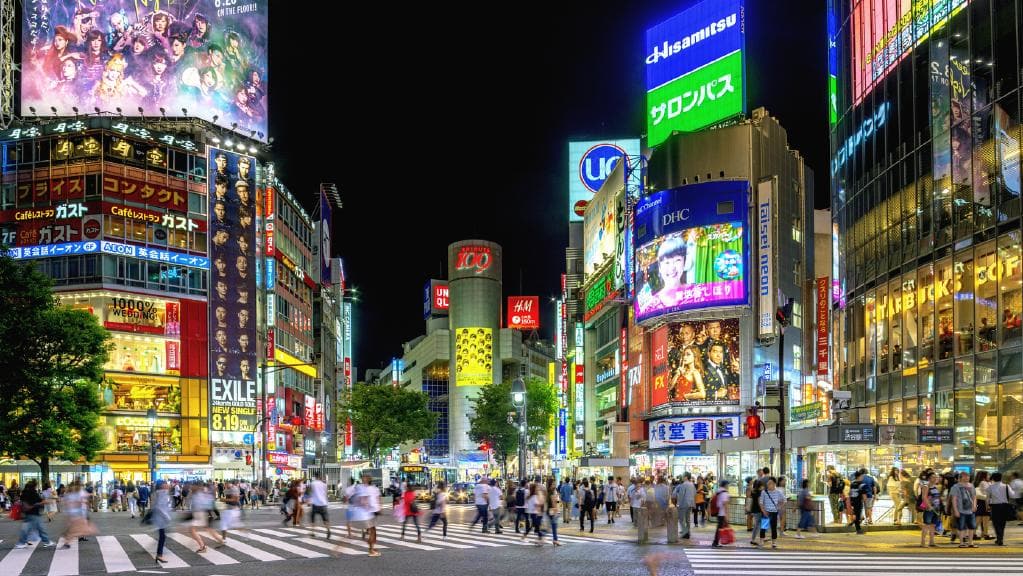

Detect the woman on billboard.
[
  {"left": 645, "top": 234, "right": 694, "bottom": 311},
  {"left": 669, "top": 345, "right": 706, "bottom": 402}
]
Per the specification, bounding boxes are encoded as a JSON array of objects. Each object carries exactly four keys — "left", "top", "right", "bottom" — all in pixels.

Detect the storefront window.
[
  {"left": 865, "top": 291, "right": 877, "bottom": 377},
  {"left": 937, "top": 258, "right": 954, "bottom": 360},
  {"left": 935, "top": 389, "right": 954, "bottom": 427},
  {"left": 890, "top": 279, "right": 904, "bottom": 369},
  {"left": 101, "top": 416, "right": 181, "bottom": 454},
  {"left": 903, "top": 371, "right": 918, "bottom": 398},
  {"left": 975, "top": 383, "right": 999, "bottom": 467},
  {"left": 955, "top": 389, "right": 976, "bottom": 462},
  {"left": 878, "top": 285, "right": 889, "bottom": 373},
  {"left": 976, "top": 350, "right": 997, "bottom": 385},
  {"left": 998, "top": 381, "right": 1023, "bottom": 465},
  {"left": 976, "top": 241, "right": 999, "bottom": 351},
  {"left": 905, "top": 398, "right": 919, "bottom": 424},
  {"left": 919, "top": 394, "right": 935, "bottom": 426},
  {"left": 999, "top": 347, "right": 1022, "bottom": 381},
  {"left": 998, "top": 232, "right": 1022, "bottom": 347},
  {"left": 878, "top": 402, "right": 890, "bottom": 425},
  {"left": 956, "top": 356, "right": 975, "bottom": 388},
  {"left": 919, "top": 264, "right": 935, "bottom": 364},
  {"left": 104, "top": 374, "right": 181, "bottom": 413},
  {"left": 993, "top": 96, "right": 1020, "bottom": 223},
  {"left": 956, "top": 252, "right": 975, "bottom": 355}
]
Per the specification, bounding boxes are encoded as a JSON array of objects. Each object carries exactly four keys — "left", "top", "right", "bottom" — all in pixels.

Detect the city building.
[{"left": 830, "top": 0, "right": 1023, "bottom": 476}]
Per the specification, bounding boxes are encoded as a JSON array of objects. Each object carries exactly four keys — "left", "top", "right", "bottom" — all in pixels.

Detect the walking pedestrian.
[
  {"left": 527, "top": 481, "right": 546, "bottom": 545},
  {"left": 579, "top": 479, "right": 595, "bottom": 533},
  {"left": 126, "top": 482, "right": 139, "bottom": 519},
  {"left": 604, "top": 476, "right": 619, "bottom": 524},
  {"left": 849, "top": 471, "right": 867, "bottom": 535},
  {"left": 220, "top": 481, "right": 242, "bottom": 541},
  {"left": 885, "top": 468, "right": 902, "bottom": 525},
  {"left": 710, "top": 479, "right": 732, "bottom": 548},
  {"left": 974, "top": 470, "right": 992, "bottom": 540},
  {"left": 748, "top": 472, "right": 764, "bottom": 544},
  {"left": 305, "top": 474, "right": 331, "bottom": 539},
  {"left": 399, "top": 482, "right": 422, "bottom": 542},
  {"left": 826, "top": 466, "right": 844, "bottom": 524},
  {"left": 987, "top": 472, "right": 1016, "bottom": 545},
  {"left": 757, "top": 477, "right": 785, "bottom": 548},
  {"left": 693, "top": 477, "right": 708, "bottom": 528},
  {"left": 559, "top": 479, "right": 574, "bottom": 524},
  {"left": 137, "top": 482, "right": 150, "bottom": 516},
  {"left": 351, "top": 472, "right": 381, "bottom": 557},
  {"left": 151, "top": 480, "right": 172, "bottom": 563},
  {"left": 672, "top": 473, "right": 695, "bottom": 540},
  {"left": 59, "top": 482, "right": 95, "bottom": 548},
  {"left": 950, "top": 471, "right": 977, "bottom": 548},
  {"left": 895, "top": 470, "right": 913, "bottom": 525},
  {"left": 794, "top": 479, "right": 815, "bottom": 538},
  {"left": 343, "top": 477, "right": 357, "bottom": 538},
  {"left": 545, "top": 478, "right": 561, "bottom": 546},
  {"left": 426, "top": 480, "right": 448, "bottom": 537},
  {"left": 514, "top": 480, "right": 531, "bottom": 534},
  {"left": 859, "top": 468, "right": 877, "bottom": 525},
  {"left": 14, "top": 481, "right": 55, "bottom": 549},
  {"left": 488, "top": 478, "right": 504, "bottom": 533},
  {"left": 468, "top": 477, "right": 491, "bottom": 533},
  {"left": 187, "top": 483, "right": 224, "bottom": 553},
  {"left": 41, "top": 482, "right": 58, "bottom": 522}
]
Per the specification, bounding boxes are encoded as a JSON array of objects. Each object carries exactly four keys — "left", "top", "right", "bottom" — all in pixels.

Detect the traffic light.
[
  {"left": 478, "top": 441, "right": 490, "bottom": 452},
  {"left": 745, "top": 407, "right": 763, "bottom": 439},
  {"left": 245, "top": 452, "right": 252, "bottom": 466}
]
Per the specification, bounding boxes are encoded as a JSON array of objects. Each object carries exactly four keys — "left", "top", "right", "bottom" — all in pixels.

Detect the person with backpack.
[
  {"left": 515, "top": 480, "right": 532, "bottom": 534},
  {"left": 795, "top": 479, "right": 815, "bottom": 538},
  {"left": 137, "top": 482, "right": 151, "bottom": 517},
  {"left": 827, "top": 466, "right": 844, "bottom": 524},
  {"left": 399, "top": 483, "right": 421, "bottom": 543},
  {"left": 848, "top": 470, "right": 867, "bottom": 534},
  {"left": 579, "top": 479, "right": 595, "bottom": 533},
  {"left": 425, "top": 480, "right": 448, "bottom": 538},
  {"left": 710, "top": 479, "right": 732, "bottom": 548}
]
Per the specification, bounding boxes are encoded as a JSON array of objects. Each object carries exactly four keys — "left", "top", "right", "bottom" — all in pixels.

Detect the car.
[{"left": 449, "top": 482, "right": 474, "bottom": 504}]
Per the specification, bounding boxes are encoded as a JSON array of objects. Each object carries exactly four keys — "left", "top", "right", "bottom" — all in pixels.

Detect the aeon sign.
[{"left": 455, "top": 245, "right": 493, "bottom": 274}]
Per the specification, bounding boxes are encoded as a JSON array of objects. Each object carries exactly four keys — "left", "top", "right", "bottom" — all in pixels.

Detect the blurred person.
[
  {"left": 488, "top": 478, "right": 504, "bottom": 533},
  {"left": 351, "top": 472, "right": 381, "bottom": 557},
  {"left": 468, "top": 477, "right": 491, "bottom": 533},
  {"left": 399, "top": 482, "right": 421, "bottom": 542},
  {"left": 794, "top": 479, "right": 815, "bottom": 538},
  {"left": 710, "top": 479, "right": 732, "bottom": 548},
  {"left": 41, "top": 482, "right": 58, "bottom": 522},
  {"left": 974, "top": 470, "right": 992, "bottom": 539},
  {"left": 559, "top": 479, "right": 574, "bottom": 524},
  {"left": 526, "top": 482, "right": 546, "bottom": 546},
  {"left": 151, "top": 480, "right": 172, "bottom": 563},
  {"left": 220, "top": 481, "right": 241, "bottom": 541},
  {"left": 987, "top": 472, "right": 1016, "bottom": 545},
  {"left": 426, "top": 480, "right": 448, "bottom": 538},
  {"left": 187, "top": 483, "right": 224, "bottom": 553},
  {"left": 545, "top": 478, "right": 561, "bottom": 546},
  {"left": 59, "top": 482, "right": 94, "bottom": 548},
  {"left": 671, "top": 472, "right": 695, "bottom": 539},
  {"left": 305, "top": 473, "right": 331, "bottom": 539},
  {"left": 15, "top": 480, "right": 54, "bottom": 549}
]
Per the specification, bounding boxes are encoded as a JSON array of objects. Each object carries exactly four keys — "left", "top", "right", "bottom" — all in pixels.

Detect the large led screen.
[
  {"left": 851, "top": 0, "right": 970, "bottom": 105},
  {"left": 208, "top": 148, "right": 257, "bottom": 436},
  {"left": 645, "top": 0, "right": 745, "bottom": 146},
  {"left": 634, "top": 181, "right": 748, "bottom": 322},
  {"left": 568, "top": 139, "right": 641, "bottom": 222},
  {"left": 22, "top": 1, "right": 269, "bottom": 139},
  {"left": 651, "top": 318, "right": 741, "bottom": 408},
  {"left": 454, "top": 327, "right": 492, "bottom": 387}
]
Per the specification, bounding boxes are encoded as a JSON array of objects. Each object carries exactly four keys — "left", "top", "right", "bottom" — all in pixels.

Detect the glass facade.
[
  {"left": 422, "top": 364, "right": 450, "bottom": 460},
  {"left": 832, "top": 0, "right": 1023, "bottom": 471}
]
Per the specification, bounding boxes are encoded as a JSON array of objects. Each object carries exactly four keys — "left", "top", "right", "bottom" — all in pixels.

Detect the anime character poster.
[{"left": 22, "top": 1, "right": 269, "bottom": 139}]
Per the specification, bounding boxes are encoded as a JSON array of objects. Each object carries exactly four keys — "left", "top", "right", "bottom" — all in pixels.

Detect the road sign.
[{"left": 242, "top": 433, "right": 254, "bottom": 445}]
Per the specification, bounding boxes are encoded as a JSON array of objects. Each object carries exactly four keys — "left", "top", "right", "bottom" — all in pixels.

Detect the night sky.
[{"left": 269, "top": 0, "right": 828, "bottom": 376}]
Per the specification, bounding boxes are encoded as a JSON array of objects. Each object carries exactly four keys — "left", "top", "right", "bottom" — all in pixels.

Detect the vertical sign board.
[
  {"left": 757, "top": 179, "right": 774, "bottom": 339},
  {"left": 557, "top": 408, "right": 568, "bottom": 458},
  {"left": 209, "top": 148, "right": 258, "bottom": 439},
  {"left": 816, "top": 277, "right": 830, "bottom": 377},
  {"left": 320, "top": 189, "right": 332, "bottom": 288}
]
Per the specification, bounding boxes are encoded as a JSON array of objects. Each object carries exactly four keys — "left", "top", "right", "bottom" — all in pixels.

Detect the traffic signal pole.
[{"left": 777, "top": 324, "right": 786, "bottom": 480}]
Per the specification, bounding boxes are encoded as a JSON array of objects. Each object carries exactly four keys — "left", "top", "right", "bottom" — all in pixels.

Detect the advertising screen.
[
  {"left": 634, "top": 181, "right": 748, "bottom": 322},
  {"left": 454, "top": 327, "right": 492, "bottom": 387},
  {"left": 851, "top": 0, "right": 971, "bottom": 105},
  {"left": 651, "top": 318, "right": 741, "bottom": 408},
  {"left": 583, "top": 184, "right": 617, "bottom": 277},
  {"left": 208, "top": 147, "right": 257, "bottom": 436},
  {"left": 320, "top": 189, "right": 332, "bottom": 287},
  {"left": 645, "top": 0, "right": 745, "bottom": 146},
  {"left": 21, "top": 1, "right": 269, "bottom": 139},
  {"left": 423, "top": 279, "right": 449, "bottom": 319},
  {"left": 507, "top": 296, "right": 540, "bottom": 330},
  {"left": 568, "top": 139, "right": 641, "bottom": 222}
]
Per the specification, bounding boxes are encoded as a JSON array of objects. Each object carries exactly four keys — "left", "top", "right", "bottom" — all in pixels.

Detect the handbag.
[
  {"left": 9, "top": 502, "right": 22, "bottom": 521},
  {"left": 718, "top": 526, "right": 736, "bottom": 545},
  {"left": 140, "top": 508, "right": 154, "bottom": 526},
  {"left": 759, "top": 515, "right": 771, "bottom": 530}
]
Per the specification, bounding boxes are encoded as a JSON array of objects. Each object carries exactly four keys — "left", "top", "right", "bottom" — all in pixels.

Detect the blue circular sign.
[
  {"left": 578, "top": 143, "right": 626, "bottom": 193},
  {"left": 714, "top": 249, "right": 742, "bottom": 281}
]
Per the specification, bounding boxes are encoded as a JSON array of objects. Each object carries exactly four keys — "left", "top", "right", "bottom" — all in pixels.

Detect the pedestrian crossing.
[
  {"left": 0, "top": 521, "right": 615, "bottom": 575},
  {"left": 684, "top": 548, "right": 1023, "bottom": 576}
]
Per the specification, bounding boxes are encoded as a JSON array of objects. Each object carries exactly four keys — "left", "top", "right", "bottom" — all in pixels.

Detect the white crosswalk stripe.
[
  {"left": 0, "top": 518, "right": 619, "bottom": 576},
  {"left": 684, "top": 549, "right": 1023, "bottom": 576},
  {"left": 445, "top": 522, "right": 617, "bottom": 543}
]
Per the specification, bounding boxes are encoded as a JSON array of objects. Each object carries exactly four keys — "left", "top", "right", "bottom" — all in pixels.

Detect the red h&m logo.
[
  {"left": 508, "top": 296, "right": 540, "bottom": 329},
  {"left": 455, "top": 245, "right": 492, "bottom": 274}
]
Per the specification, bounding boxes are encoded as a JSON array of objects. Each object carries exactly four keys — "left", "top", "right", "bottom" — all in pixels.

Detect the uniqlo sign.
[{"left": 507, "top": 296, "right": 540, "bottom": 330}]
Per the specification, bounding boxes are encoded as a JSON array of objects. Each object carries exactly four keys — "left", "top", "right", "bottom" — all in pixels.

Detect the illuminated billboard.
[
  {"left": 583, "top": 184, "right": 617, "bottom": 277},
  {"left": 454, "top": 327, "right": 492, "bottom": 386},
  {"left": 21, "top": 1, "right": 269, "bottom": 139},
  {"left": 208, "top": 147, "right": 257, "bottom": 437},
  {"left": 634, "top": 181, "right": 748, "bottom": 322},
  {"left": 645, "top": 0, "right": 745, "bottom": 146},
  {"left": 851, "top": 0, "right": 970, "bottom": 105},
  {"left": 568, "top": 140, "right": 641, "bottom": 222},
  {"left": 650, "top": 318, "right": 741, "bottom": 408},
  {"left": 423, "top": 279, "right": 449, "bottom": 319},
  {"left": 507, "top": 296, "right": 540, "bottom": 330}
]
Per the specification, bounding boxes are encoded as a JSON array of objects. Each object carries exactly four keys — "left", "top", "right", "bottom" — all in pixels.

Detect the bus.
[{"left": 397, "top": 464, "right": 431, "bottom": 488}]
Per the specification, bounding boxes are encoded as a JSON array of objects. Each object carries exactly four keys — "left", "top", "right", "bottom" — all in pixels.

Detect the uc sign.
[
  {"left": 455, "top": 246, "right": 492, "bottom": 274},
  {"left": 579, "top": 144, "right": 625, "bottom": 193}
]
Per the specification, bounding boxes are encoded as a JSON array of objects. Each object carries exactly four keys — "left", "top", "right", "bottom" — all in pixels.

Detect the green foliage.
[
  {"left": 0, "top": 253, "right": 112, "bottom": 480},
  {"left": 468, "top": 376, "right": 559, "bottom": 467},
  {"left": 342, "top": 383, "right": 436, "bottom": 464}
]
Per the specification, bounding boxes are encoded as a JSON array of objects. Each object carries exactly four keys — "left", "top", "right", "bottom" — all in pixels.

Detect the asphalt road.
[{"left": 1, "top": 504, "right": 1022, "bottom": 576}]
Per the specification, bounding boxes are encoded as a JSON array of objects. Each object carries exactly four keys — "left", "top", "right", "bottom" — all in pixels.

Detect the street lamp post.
[
  {"left": 511, "top": 377, "right": 526, "bottom": 482},
  {"left": 147, "top": 407, "right": 157, "bottom": 484}
]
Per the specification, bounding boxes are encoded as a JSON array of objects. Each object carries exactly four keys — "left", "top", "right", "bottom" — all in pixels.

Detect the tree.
[
  {"left": 342, "top": 383, "right": 436, "bottom": 465},
  {"left": 0, "top": 253, "right": 112, "bottom": 481},
  {"left": 468, "top": 375, "right": 558, "bottom": 477}
]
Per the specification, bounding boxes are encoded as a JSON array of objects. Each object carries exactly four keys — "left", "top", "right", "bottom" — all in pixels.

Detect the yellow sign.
[
  {"left": 273, "top": 348, "right": 318, "bottom": 378},
  {"left": 111, "top": 416, "right": 173, "bottom": 428},
  {"left": 454, "top": 327, "right": 492, "bottom": 386}
]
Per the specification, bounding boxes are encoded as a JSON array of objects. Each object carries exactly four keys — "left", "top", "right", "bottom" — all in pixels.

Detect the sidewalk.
[{"left": 568, "top": 512, "right": 1023, "bottom": 553}]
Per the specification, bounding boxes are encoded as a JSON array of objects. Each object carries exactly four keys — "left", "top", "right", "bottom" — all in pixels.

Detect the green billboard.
[{"left": 646, "top": 50, "right": 744, "bottom": 147}]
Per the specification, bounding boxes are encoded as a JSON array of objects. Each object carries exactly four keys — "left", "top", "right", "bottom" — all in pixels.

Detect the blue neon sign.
[{"left": 7, "top": 240, "right": 209, "bottom": 269}]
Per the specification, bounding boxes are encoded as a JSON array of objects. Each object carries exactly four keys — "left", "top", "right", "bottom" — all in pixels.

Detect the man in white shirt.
[
  {"left": 350, "top": 473, "right": 381, "bottom": 557},
  {"left": 469, "top": 478, "right": 491, "bottom": 533},
  {"left": 305, "top": 473, "right": 330, "bottom": 539},
  {"left": 604, "top": 477, "right": 619, "bottom": 524},
  {"left": 672, "top": 473, "right": 696, "bottom": 539},
  {"left": 488, "top": 478, "right": 504, "bottom": 533}
]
